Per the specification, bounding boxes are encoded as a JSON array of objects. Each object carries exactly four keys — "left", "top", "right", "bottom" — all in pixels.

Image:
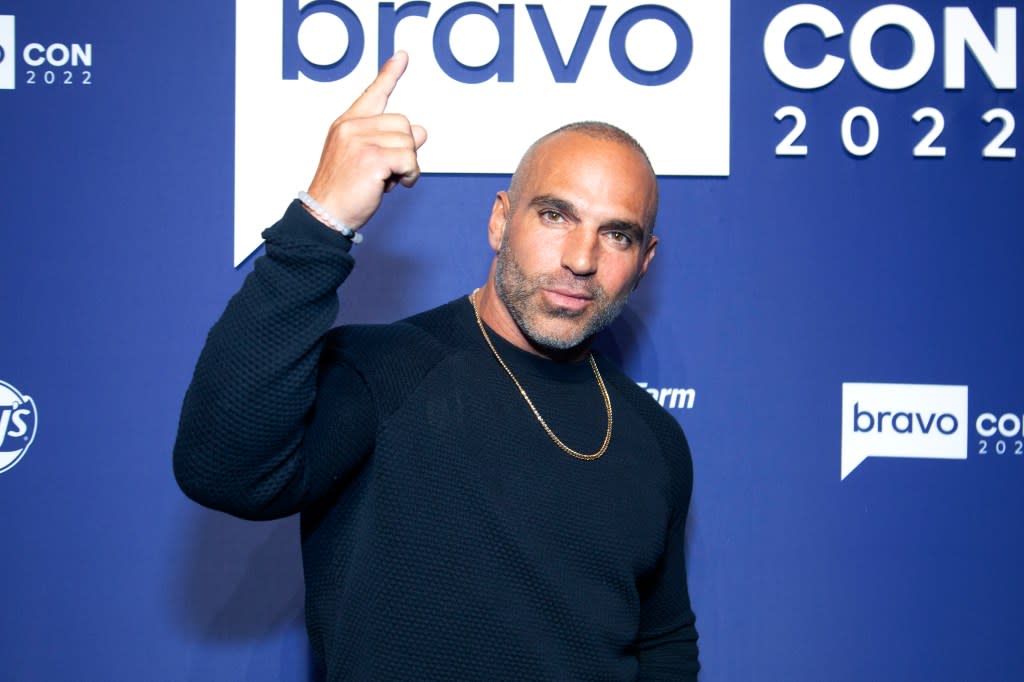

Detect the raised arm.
[{"left": 173, "top": 53, "right": 427, "bottom": 520}]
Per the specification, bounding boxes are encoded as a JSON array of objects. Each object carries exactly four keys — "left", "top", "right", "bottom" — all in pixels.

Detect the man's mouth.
[{"left": 542, "top": 287, "right": 593, "bottom": 312}]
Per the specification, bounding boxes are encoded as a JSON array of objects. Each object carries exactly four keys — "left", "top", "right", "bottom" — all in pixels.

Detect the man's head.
[{"left": 487, "top": 122, "right": 659, "bottom": 354}]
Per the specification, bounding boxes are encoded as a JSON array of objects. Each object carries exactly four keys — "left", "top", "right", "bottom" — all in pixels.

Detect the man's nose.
[{"left": 560, "top": 226, "right": 598, "bottom": 277}]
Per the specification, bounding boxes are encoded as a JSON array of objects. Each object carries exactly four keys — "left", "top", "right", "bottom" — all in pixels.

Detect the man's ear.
[
  {"left": 633, "top": 234, "right": 658, "bottom": 290},
  {"left": 488, "top": 191, "right": 511, "bottom": 251}
]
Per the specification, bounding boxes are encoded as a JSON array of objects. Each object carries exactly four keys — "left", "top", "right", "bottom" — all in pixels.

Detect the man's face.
[{"left": 490, "top": 132, "right": 658, "bottom": 351}]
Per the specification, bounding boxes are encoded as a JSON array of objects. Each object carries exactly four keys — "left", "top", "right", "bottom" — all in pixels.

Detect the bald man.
[{"left": 175, "top": 53, "right": 699, "bottom": 681}]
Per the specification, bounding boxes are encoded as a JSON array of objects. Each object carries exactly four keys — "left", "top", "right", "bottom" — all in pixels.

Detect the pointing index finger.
[{"left": 344, "top": 50, "right": 410, "bottom": 119}]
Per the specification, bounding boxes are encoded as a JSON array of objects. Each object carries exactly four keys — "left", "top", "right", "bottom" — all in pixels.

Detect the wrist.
[{"left": 297, "top": 191, "right": 363, "bottom": 244}]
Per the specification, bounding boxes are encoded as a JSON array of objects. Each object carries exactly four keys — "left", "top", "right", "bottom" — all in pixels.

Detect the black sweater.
[{"left": 174, "top": 201, "right": 699, "bottom": 680}]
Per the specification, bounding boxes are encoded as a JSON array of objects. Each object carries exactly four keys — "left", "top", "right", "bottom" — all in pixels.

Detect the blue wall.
[{"left": 1, "top": 1, "right": 1021, "bottom": 679}]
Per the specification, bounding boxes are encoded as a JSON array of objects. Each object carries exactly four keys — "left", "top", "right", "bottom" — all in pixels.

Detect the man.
[{"left": 175, "top": 52, "right": 699, "bottom": 680}]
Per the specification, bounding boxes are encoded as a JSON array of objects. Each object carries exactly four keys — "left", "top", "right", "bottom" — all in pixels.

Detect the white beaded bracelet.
[{"left": 297, "top": 191, "right": 363, "bottom": 244}]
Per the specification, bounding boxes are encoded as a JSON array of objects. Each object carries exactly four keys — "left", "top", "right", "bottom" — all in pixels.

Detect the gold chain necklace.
[{"left": 470, "top": 289, "right": 613, "bottom": 461}]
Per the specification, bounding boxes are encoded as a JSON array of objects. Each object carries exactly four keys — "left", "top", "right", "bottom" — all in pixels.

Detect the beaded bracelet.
[{"left": 297, "top": 190, "right": 364, "bottom": 244}]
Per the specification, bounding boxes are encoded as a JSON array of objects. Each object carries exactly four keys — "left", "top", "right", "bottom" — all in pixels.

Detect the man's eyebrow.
[
  {"left": 603, "top": 219, "right": 645, "bottom": 240},
  {"left": 527, "top": 195, "right": 579, "bottom": 222}
]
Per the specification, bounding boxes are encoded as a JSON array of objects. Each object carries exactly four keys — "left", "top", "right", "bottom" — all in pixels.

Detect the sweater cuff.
[{"left": 261, "top": 200, "right": 356, "bottom": 253}]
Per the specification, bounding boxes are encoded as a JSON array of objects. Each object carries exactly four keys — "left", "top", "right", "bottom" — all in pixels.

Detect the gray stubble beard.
[{"left": 494, "top": 229, "right": 631, "bottom": 352}]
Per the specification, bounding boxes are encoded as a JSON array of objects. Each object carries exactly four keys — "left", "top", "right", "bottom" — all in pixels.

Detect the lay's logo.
[{"left": 0, "top": 380, "right": 37, "bottom": 475}]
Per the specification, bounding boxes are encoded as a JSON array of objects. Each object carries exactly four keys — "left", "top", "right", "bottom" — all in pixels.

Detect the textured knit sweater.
[{"left": 174, "top": 201, "right": 699, "bottom": 680}]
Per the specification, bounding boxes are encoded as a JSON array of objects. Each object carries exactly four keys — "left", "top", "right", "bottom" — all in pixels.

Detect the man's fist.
[{"left": 305, "top": 51, "right": 428, "bottom": 231}]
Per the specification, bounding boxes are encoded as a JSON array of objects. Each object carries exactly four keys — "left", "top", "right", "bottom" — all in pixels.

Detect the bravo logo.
[
  {"left": 0, "top": 16, "right": 14, "bottom": 90},
  {"left": 233, "top": 1, "right": 731, "bottom": 265},
  {"left": 0, "top": 380, "right": 38, "bottom": 474},
  {"left": 284, "top": 3, "right": 694, "bottom": 85},
  {"left": 841, "top": 383, "right": 968, "bottom": 480}
]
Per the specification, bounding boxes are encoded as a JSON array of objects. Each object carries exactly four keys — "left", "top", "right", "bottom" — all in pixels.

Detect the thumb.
[{"left": 411, "top": 125, "right": 428, "bottom": 150}]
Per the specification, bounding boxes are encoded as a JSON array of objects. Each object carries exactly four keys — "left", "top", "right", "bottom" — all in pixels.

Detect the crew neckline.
[{"left": 456, "top": 295, "right": 597, "bottom": 384}]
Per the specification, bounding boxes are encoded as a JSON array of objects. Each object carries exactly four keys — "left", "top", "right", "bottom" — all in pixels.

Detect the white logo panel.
[
  {"left": 234, "top": 0, "right": 731, "bottom": 264},
  {"left": 841, "top": 383, "right": 969, "bottom": 480},
  {"left": 0, "top": 16, "right": 15, "bottom": 90}
]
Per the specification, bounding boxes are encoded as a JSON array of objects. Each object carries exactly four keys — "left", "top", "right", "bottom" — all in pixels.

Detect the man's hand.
[{"left": 305, "top": 51, "right": 428, "bottom": 231}]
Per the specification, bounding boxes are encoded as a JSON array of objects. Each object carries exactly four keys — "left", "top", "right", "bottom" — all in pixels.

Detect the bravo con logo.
[
  {"left": 841, "top": 383, "right": 968, "bottom": 479},
  {"left": 764, "top": 5, "right": 1017, "bottom": 160},
  {"left": 233, "top": 1, "right": 730, "bottom": 264},
  {"left": 0, "top": 15, "right": 94, "bottom": 90},
  {"left": 0, "top": 380, "right": 38, "bottom": 474}
]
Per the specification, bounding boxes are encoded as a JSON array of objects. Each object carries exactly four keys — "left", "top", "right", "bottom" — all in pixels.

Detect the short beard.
[{"left": 494, "top": 229, "right": 631, "bottom": 351}]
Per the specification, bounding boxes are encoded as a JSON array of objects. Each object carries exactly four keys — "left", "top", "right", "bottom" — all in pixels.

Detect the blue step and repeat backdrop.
[{"left": 1, "top": 1, "right": 1022, "bottom": 679}]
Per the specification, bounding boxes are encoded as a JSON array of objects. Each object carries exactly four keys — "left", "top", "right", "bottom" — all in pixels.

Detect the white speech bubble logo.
[
  {"left": 0, "top": 16, "right": 15, "bottom": 90},
  {"left": 841, "top": 383, "right": 968, "bottom": 480},
  {"left": 233, "top": 0, "right": 731, "bottom": 265}
]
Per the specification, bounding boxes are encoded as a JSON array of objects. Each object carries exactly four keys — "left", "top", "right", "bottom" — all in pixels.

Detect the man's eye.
[
  {"left": 540, "top": 210, "right": 564, "bottom": 223},
  {"left": 607, "top": 231, "right": 632, "bottom": 246}
]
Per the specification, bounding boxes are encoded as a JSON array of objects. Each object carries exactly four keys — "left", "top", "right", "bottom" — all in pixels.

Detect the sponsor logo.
[
  {"left": 0, "top": 380, "right": 38, "bottom": 474},
  {"left": 841, "top": 382, "right": 968, "bottom": 480},
  {"left": 233, "top": 0, "right": 731, "bottom": 264},
  {"left": 637, "top": 382, "right": 695, "bottom": 410}
]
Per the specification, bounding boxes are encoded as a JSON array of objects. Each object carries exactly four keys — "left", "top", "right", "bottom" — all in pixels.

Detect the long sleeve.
[
  {"left": 173, "top": 201, "right": 377, "bottom": 520},
  {"left": 635, "top": 440, "right": 700, "bottom": 680}
]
